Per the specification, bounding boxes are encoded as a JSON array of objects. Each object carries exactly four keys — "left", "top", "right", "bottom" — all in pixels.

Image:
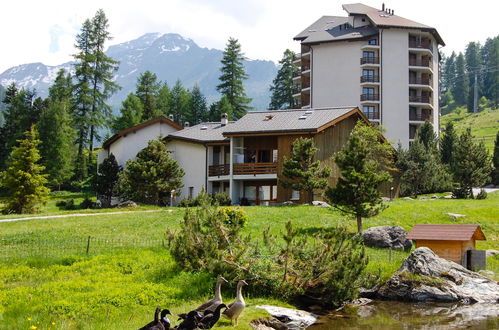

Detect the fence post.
[{"left": 86, "top": 236, "right": 92, "bottom": 254}]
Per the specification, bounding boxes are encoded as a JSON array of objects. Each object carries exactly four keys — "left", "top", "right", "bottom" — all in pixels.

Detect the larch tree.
[
  {"left": 464, "top": 41, "right": 482, "bottom": 112},
  {"left": 268, "top": 49, "right": 300, "bottom": 110},
  {"left": 216, "top": 37, "right": 251, "bottom": 119},
  {"left": 112, "top": 93, "right": 144, "bottom": 132},
  {"left": 0, "top": 126, "right": 50, "bottom": 214},
  {"left": 208, "top": 96, "right": 233, "bottom": 122},
  {"left": 453, "top": 53, "right": 468, "bottom": 106},
  {"left": 279, "top": 137, "right": 331, "bottom": 204},
  {"left": 157, "top": 83, "right": 171, "bottom": 117},
  {"left": 325, "top": 121, "right": 394, "bottom": 233},
  {"left": 136, "top": 70, "right": 161, "bottom": 120},
  {"left": 169, "top": 80, "right": 191, "bottom": 125}
]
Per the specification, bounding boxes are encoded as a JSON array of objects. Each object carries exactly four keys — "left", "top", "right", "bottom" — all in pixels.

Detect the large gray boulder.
[
  {"left": 253, "top": 305, "right": 318, "bottom": 330},
  {"left": 362, "top": 226, "right": 412, "bottom": 251},
  {"left": 377, "top": 247, "right": 499, "bottom": 303}
]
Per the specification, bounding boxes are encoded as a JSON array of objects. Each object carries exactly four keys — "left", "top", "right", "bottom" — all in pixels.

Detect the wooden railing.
[
  {"left": 409, "top": 59, "right": 433, "bottom": 69},
  {"left": 409, "top": 41, "right": 432, "bottom": 51},
  {"left": 409, "top": 96, "right": 433, "bottom": 104},
  {"left": 233, "top": 163, "right": 278, "bottom": 175},
  {"left": 208, "top": 164, "right": 230, "bottom": 176},
  {"left": 409, "top": 77, "right": 432, "bottom": 86}
]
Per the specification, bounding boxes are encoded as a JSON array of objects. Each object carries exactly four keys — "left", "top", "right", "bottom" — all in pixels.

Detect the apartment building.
[{"left": 293, "top": 3, "right": 444, "bottom": 148}]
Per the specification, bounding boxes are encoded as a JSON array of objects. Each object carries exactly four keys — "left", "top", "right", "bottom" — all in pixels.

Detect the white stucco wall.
[
  {"left": 311, "top": 41, "right": 362, "bottom": 108},
  {"left": 166, "top": 139, "right": 207, "bottom": 202},
  {"left": 380, "top": 29, "right": 410, "bottom": 147},
  {"left": 101, "top": 122, "right": 179, "bottom": 168}
]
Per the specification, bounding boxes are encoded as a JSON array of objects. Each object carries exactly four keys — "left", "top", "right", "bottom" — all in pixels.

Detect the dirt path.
[{"left": 0, "top": 209, "right": 167, "bottom": 223}]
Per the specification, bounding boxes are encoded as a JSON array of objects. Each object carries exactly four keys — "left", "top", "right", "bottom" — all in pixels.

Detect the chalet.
[{"left": 407, "top": 224, "right": 487, "bottom": 270}]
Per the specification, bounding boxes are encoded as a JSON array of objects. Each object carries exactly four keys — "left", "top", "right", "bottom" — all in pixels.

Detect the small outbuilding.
[{"left": 406, "top": 224, "right": 486, "bottom": 270}]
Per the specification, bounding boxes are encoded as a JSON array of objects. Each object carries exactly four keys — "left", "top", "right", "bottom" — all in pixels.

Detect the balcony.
[
  {"left": 209, "top": 164, "right": 230, "bottom": 176},
  {"left": 360, "top": 94, "right": 380, "bottom": 101},
  {"left": 409, "top": 77, "right": 432, "bottom": 86},
  {"left": 360, "top": 75, "right": 380, "bottom": 83},
  {"left": 363, "top": 111, "right": 380, "bottom": 120},
  {"left": 233, "top": 162, "right": 278, "bottom": 175},
  {"left": 409, "top": 113, "right": 432, "bottom": 121},
  {"left": 409, "top": 95, "right": 432, "bottom": 104},
  {"left": 409, "top": 59, "right": 433, "bottom": 69},
  {"left": 409, "top": 41, "right": 432, "bottom": 52},
  {"left": 360, "top": 57, "right": 380, "bottom": 65}
]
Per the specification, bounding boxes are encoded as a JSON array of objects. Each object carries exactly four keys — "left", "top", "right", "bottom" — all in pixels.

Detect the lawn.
[{"left": 0, "top": 192, "right": 498, "bottom": 329}]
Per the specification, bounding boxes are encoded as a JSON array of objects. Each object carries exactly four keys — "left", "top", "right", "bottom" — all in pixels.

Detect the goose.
[
  {"left": 222, "top": 280, "right": 248, "bottom": 326},
  {"left": 160, "top": 309, "right": 173, "bottom": 329},
  {"left": 139, "top": 306, "right": 166, "bottom": 330},
  {"left": 195, "top": 277, "right": 228, "bottom": 312},
  {"left": 175, "top": 310, "right": 202, "bottom": 330},
  {"left": 197, "top": 303, "right": 227, "bottom": 329}
]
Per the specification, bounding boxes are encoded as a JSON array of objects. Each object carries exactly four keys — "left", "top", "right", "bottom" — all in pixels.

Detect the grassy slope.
[
  {"left": 440, "top": 107, "right": 498, "bottom": 152},
  {"left": 0, "top": 192, "right": 498, "bottom": 329}
]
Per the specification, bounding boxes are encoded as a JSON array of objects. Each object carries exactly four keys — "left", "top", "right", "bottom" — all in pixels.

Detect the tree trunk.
[
  {"left": 307, "top": 190, "right": 314, "bottom": 205},
  {"left": 356, "top": 214, "right": 363, "bottom": 233},
  {"left": 88, "top": 125, "right": 94, "bottom": 170}
]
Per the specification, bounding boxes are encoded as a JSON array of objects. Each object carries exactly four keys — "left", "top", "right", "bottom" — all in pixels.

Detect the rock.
[
  {"left": 250, "top": 318, "right": 286, "bottom": 330},
  {"left": 381, "top": 197, "right": 391, "bottom": 202},
  {"left": 362, "top": 226, "right": 412, "bottom": 251},
  {"left": 478, "top": 270, "right": 495, "bottom": 278},
  {"left": 486, "top": 249, "right": 499, "bottom": 257},
  {"left": 282, "top": 201, "right": 295, "bottom": 206},
  {"left": 312, "top": 201, "right": 330, "bottom": 207},
  {"left": 441, "top": 195, "right": 453, "bottom": 199},
  {"left": 403, "top": 197, "right": 413, "bottom": 200},
  {"left": 255, "top": 305, "right": 318, "bottom": 330},
  {"left": 376, "top": 247, "right": 499, "bottom": 303},
  {"left": 431, "top": 195, "right": 438, "bottom": 199},
  {"left": 116, "top": 200, "right": 138, "bottom": 208},
  {"left": 445, "top": 212, "right": 466, "bottom": 220},
  {"left": 419, "top": 196, "right": 428, "bottom": 200}
]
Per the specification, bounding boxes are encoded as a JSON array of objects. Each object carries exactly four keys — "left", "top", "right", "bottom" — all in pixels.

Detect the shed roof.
[
  {"left": 406, "top": 224, "right": 486, "bottom": 241},
  {"left": 102, "top": 116, "right": 182, "bottom": 149},
  {"left": 167, "top": 121, "right": 232, "bottom": 144},
  {"left": 222, "top": 107, "right": 365, "bottom": 136}
]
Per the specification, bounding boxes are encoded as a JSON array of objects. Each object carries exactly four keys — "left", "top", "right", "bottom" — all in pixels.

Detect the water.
[{"left": 309, "top": 301, "right": 499, "bottom": 329}]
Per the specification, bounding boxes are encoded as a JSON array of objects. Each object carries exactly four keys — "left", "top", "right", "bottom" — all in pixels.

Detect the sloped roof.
[
  {"left": 103, "top": 116, "right": 182, "bottom": 149},
  {"left": 407, "top": 224, "right": 486, "bottom": 241},
  {"left": 167, "top": 122, "right": 232, "bottom": 143},
  {"left": 222, "top": 107, "right": 365, "bottom": 136}
]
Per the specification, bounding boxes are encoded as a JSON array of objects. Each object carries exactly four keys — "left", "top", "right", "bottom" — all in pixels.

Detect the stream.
[{"left": 309, "top": 301, "right": 499, "bottom": 329}]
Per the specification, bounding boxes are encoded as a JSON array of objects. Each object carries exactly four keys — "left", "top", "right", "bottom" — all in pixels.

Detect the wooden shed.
[{"left": 406, "top": 224, "right": 486, "bottom": 267}]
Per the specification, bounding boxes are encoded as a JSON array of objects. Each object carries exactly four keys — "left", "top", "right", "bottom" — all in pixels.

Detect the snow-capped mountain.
[{"left": 0, "top": 33, "right": 277, "bottom": 110}]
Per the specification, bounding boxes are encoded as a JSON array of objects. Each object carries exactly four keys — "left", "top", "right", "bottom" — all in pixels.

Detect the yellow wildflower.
[
  {"left": 27, "top": 318, "right": 32, "bottom": 321},
  {"left": 30, "top": 326, "right": 37, "bottom": 330}
]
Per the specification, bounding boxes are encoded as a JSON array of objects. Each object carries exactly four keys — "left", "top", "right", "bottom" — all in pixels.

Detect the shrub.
[
  {"left": 476, "top": 189, "right": 488, "bottom": 200},
  {"left": 79, "top": 197, "right": 94, "bottom": 209},
  {"left": 64, "top": 199, "right": 76, "bottom": 210},
  {"left": 216, "top": 207, "right": 247, "bottom": 229},
  {"left": 55, "top": 200, "right": 67, "bottom": 207},
  {"left": 213, "top": 192, "right": 231, "bottom": 206}
]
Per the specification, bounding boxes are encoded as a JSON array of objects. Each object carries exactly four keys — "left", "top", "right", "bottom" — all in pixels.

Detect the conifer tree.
[
  {"left": 112, "top": 93, "right": 143, "bottom": 132},
  {"left": 208, "top": 96, "right": 234, "bottom": 122},
  {"left": 452, "top": 128, "right": 492, "bottom": 198},
  {"left": 217, "top": 37, "right": 251, "bottom": 118},
  {"left": 170, "top": 80, "right": 191, "bottom": 125},
  {"left": 453, "top": 53, "right": 468, "bottom": 106},
  {"left": 157, "top": 83, "right": 171, "bottom": 117},
  {"left": 0, "top": 126, "right": 50, "bottom": 214},
  {"left": 440, "top": 121, "right": 457, "bottom": 165},
  {"left": 417, "top": 121, "right": 437, "bottom": 152},
  {"left": 482, "top": 37, "right": 499, "bottom": 107},
  {"left": 493, "top": 131, "right": 499, "bottom": 185},
  {"left": 465, "top": 42, "right": 482, "bottom": 112},
  {"left": 136, "top": 70, "right": 161, "bottom": 120},
  {"left": 442, "top": 51, "right": 456, "bottom": 92},
  {"left": 116, "top": 139, "right": 184, "bottom": 205},
  {"left": 269, "top": 49, "right": 300, "bottom": 109},
  {"left": 325, "top": 122, "right": 394, "bottom": 233},
  {"left": 189, "top": 84, "right": 208, "bottom": 124},
  {"left": 279, "top": 137, "right": 331, "bottom": 204},
  {"left": 94, "top": 153, "right": 121, "bottom": 207}
]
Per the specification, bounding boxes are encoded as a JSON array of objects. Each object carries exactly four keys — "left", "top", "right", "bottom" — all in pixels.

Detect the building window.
[
  {"left": 368, "top": 39, "right": 377, "bottom": 45},
  {"left": 291, "top": 190, "right": 300, "bottom": 200},
  {"left": 363, "top": 51, "right": 375, "bottom": 58},
  {"left": 188, "top": 187, "right": 194, "bottom": 199},
  {"left": 362, "top": 69, "right": 375, "bottom": 77},
  {"left": 363, "top": 87, "right": 375, "bottom": 95},
  {"left": 362, "top": 106, "right": 378, "bottom": 120}
]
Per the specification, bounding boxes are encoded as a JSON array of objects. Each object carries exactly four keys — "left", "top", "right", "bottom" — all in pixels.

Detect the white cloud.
[{"left": 0, "top": 0, "right": 498, "bottom": 73}]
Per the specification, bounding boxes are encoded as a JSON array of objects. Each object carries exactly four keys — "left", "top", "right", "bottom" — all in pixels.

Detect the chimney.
[
  {"left": 382, "top": 3, "right": 385, "bottom": 11},
  {"left": 221, "top": 113, "right": 228, "bottom": 126},
  {"left": 392, "top": 9, "right": 394, "bottom": 15},
  {"left": 184, "top": 121, "right": 190, "bottom": 128},
  {"left": 168, "top": 114, "right": 174, "bottom": 121}
]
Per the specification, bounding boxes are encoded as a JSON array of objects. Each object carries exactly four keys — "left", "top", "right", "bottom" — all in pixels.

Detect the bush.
[
  {"left": 55, "top": 200, "right": 67, "bottom": 207},
  {"left": 213, "top": 192, "right": 231, "bottom": 206},
  {"left": 64, "top": 199, "right": 76, "bottom": 210},
  {"left": 476, "top": 189, "right": 488, "bottom": 200},
  {"left": 79, "top": 197, "right": 94, "bottom": 209},
  {"left": 216, "top": 207, "right": 247, "bottom": 229}
]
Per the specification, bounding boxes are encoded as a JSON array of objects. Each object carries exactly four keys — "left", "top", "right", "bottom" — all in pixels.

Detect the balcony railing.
[
  {"left": 409, "top": 41, "right": 432, "bottom": 51},
  {"left": 208, "top": 164, "right": 230, "bottom": 176},
  {"left": 233, "top": 162, "right": 278, "bottom": 175},
  {"left": 409, "top": 59, "right": 433, "bottom": 69},
  {"left": 409, "top": 113, "right": 432, "bottom": 121},
  {"left": 360, "top": 75, "right": 380, "bottom": 83},
  {"left": 360, "top": 94, "right": 380, "bottom": 101},
  {"left": 409, "top": 96, "right": 432, "bottom": 104},
  {"left": 363, "top": 111, "right": 380, "bottom": 120},
  {"left": 409, "top": 77, "right": 432, "bottom": 86},
  {"left": 360, "top": 57, "right": 380, "bottom": 65}
]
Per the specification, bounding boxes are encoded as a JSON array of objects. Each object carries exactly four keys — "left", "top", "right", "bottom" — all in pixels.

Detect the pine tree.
[
  {"left": 0, "top": 126, "right": 50, "bottom": 214},
  {"left": 417, "top": 121, "right": 437, "bottom": 152},
  {"left": 465, "top": 42, "right": 482, "bottom": 112},
  {"left": 493, "top": 131, "right": 499, "bottom": 185},
  {"left": 453, "top": 53, "right": 468, "bottom": 106},
  {"left": 208, "top": 96, "right": 234, "bottom": 122},
  {"left": 217, "top": 37, "right": 251, "bottom": 118},
  {"left": 170, "top": 80, "right": 191, "bottom": 125},
  {"left": 38, "top": 71, "right": 76, "bottom": 189},
  {"left": 440, "top": 121, "right": 458, "bottom": 165},
  {"left": 87, "top": 9, "right": 120, "bottom": 168},
  {"left": 324, "top": 121, "right": 394, "bottom": 233},
  {"left": 157, "top": 83, "right": 171, "bottom": 117},
  {"left": 279, "top": 137, "right": 331, "bottom": 204},
  {"left": 189, "top": 84, "right": 208, "bottom": 124},
  {"left": 116, "top": 139, "right": 185, "bottom": 205},
  {"left": 452, "top": 128, "right": 492, "bottom": 198},
  {"left": 269, "top": 49, "right": 300, "bottom": 110},
  {"left": 94, "top": 153, "right": 121, "bottom": 207},
  {"left": 136, "top": 70, "right": 161, "bottom": 120},
  {"left": 112, "top": 93, "right": 143, "bottom": 132},
  {"left": 442, "top": 52, "right": 456, "bottom": 92},
  {"left": 482, "top": 37, "right": 499, "bottom": 107}
]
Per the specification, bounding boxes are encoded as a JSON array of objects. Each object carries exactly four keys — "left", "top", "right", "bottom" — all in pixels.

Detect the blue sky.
[{"left": 0, "top": 0, "right": 498, "bottom": 73}]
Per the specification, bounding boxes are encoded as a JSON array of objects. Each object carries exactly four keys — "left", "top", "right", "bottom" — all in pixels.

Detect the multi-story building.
[{"left": 293, "top": 3, "right": 444, "bottom": 148}]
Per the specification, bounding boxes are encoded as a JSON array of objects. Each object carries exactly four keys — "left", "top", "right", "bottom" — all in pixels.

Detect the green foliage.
[
  {"left": 188, "top": 84, "right": 208, "bottom": 124},
  {"left": 94, "top": 153, "right": 121, "bottom": 207},
  {"left": 325, "top": 121, "right": 394, "bottom": 233},
  {"left": 79, "top": 197, "right": 94, "bottom": 209},
  {"left": 476, "top": 189, "right": 488, "bottom": 200},
  {"left": 112, "top": 93, "right": 144, "bottom": 132},
  {"left": 493, "top": 131, "right": 499, "bottom": 185},
  {"left": 417, "top": 121, "right": 437, "bottom": 152},
  {"left": 269, "top": 49, "right": 300, "bottom": 110},
  {"left": 135, "top": 70, "right": 161, "bottom": 120},
  {"left": 216, "top": 207, "right": 248, "bottom": 229},
  {"left": 157, "top": 83, "right": 172, "bottom": 118},
  {"left": 170, "top": 79, "right": 191, "bottom": 125},
  {"left": 440, "top": 121, "right": 458, "bottom": 165},
  {"left": 116, "top": 139, "right": 184, "bottom": 205},
  {"left": 451, "top": 128, "right": 493, "bottom": 198},
  {"left": 453, "top": 53, "right": 469, "bottom": 106},
  {"left": 279, "top": 137, "right": 331, "bottom": 204},
  {"left": 208, "top": 95, "right": 234, "bottom": 121},
  {"left": 0, "top": 126, "right": 50, "bottom": 213},
  {"left": 214, "top": 192, "right": 231, "bottom": 206},
  {"left": 216, "top": 37, "right": 252, "bottom": 118}
]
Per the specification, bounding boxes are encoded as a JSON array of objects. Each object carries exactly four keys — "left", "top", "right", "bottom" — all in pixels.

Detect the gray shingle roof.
[
  {"left": 222, "top": 107, "right": 361, "bottom": 136},
  {"left": 167, "top": 122, "right": 232, "bottom": 143}
]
